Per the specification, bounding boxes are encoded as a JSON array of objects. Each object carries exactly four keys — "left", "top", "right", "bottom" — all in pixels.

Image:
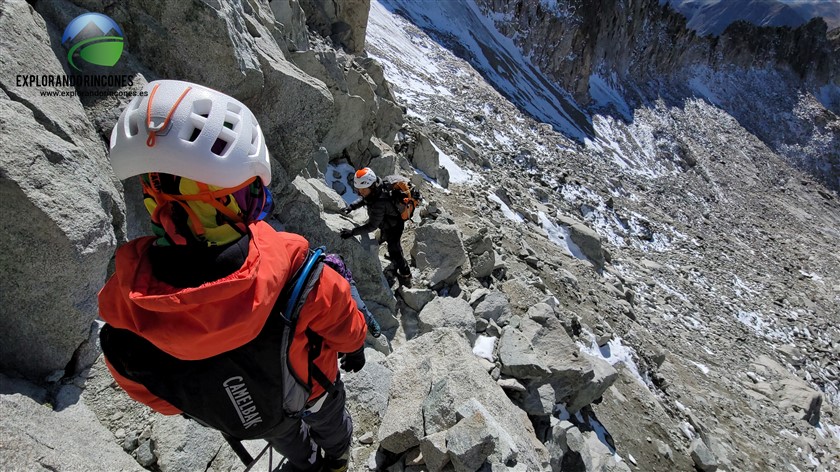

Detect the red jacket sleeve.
[
  {"left": 303, "top": 266, "right": 367, "bottom": 353},
  {"left": 104, "top": 358, "right": 182, "bottom": 415}
]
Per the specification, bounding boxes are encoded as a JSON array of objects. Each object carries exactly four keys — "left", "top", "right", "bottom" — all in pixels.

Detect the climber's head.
[
  {"left": 109, "top": 80, "right": 273, "bottom": 246},
  {"left": 353, "top": 167, "right": 377, "bottom": 197}
]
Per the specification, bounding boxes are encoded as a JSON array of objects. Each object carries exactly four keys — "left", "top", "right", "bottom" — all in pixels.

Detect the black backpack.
[{"left": 101, "top": 247, "right": 335, "bottom": 440}]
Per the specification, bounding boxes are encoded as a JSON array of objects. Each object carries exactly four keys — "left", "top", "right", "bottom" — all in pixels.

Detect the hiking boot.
[{"left": 321, "top": 452, "right": 348, "bottom": 472}]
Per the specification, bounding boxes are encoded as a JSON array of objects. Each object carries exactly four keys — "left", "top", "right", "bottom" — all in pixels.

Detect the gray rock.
[
  {"left": 400, "top": 287, "right": 437, "bottom": 312},
  {"left": 423, "top": 378, "right": 465, "bottom": 436},
  {"left": 470, "top": 250, "right": 498, "bottom": 278},
  {"left": 345, "top": 357, "right": 393, "bottom": 424},
  {"left": 152, "top": 413, "right": 237, "bottom": 471},
  {"left": 473, "top": 291, "right": 511, "bottom": 322},
  {"left": 383, "top": 329, "right": 549, "bottom": 470},
  {"left": 446, "top": 412, "right": 496, "bottom": 472},
  {"left": 526, "top": 303, "right": 555, "bottom": 324},
  {"left": 498, "top": 328, "right": 552, "bottom": 380},
  {"left": 374, "top": 98, "right": 405, "bottom": 146},
  {"left": 411, "top": 222, "right": 468, "bottom": 286},
  {"left": 417, "top": 297, "right": 476, "bottom": 343},
  {"left": 530, "top": 318, "right": 617, "bottom": 412},
  {"left": 0, "top": 1, "right": 122, "bottom": 379},
  {"left": 468, "top": 289, "right": 491, "bottom": 307},
  {"left": 367, "top": 142, "right": 400, "bottom": 176},
  {"left": 485, "top": 319, "right": 502, "bottom": 338},
  {"left": 557, "top": 215, "right": 605, "bottom": 270},
  {"left": 0, "top": 394, "right": 142, "bottom": 471},
  {"left": 123, "top": 431, "right": 140, "bottom": 453},
  {"left": 749, "top": 355, "right": 824, "bottom": 425},
  {"left": 419, "top": 430, "right": 450, "bottom": 472},
  {"left": 545, "top": 418, "right": 573, "bottom": 470},
  {"left": 378, "top": 359, "right": 431, "bottom": 453},
  {"left": 358, "top": 431, "right": 375, "bottom": 444},
  {"left": 522, "top": 382, "right": 556, "bottom": 416},
  {"left": 0, "top": 374, "right": 48, "bottom": 404},
  {"left": 408, "top": 132, "right": 449, "bottom": 187},
  {"left": 136, "top": 439, "right": 156, "bottom": 468},
  {"left": 455, "top": 398, "right": 519, "bottom": 467},
  {"left": 655, "top": 439, "right": 674, "bottom": 461},
  {"left": 689, "top": 438, "right": 718, "bottom": 472},
  {"left": 269, "top": 0, "right": 309, "bottom": 52},
  {"left": 497, "top": 378, "right": 527, "bottom": 393},
  {"left": 299, "top": 0, "right": 371, "bottom": 53},
  {"left": 307, "top": 177, "right": 348, "bottom": 213},
  {"left": 565, "top": 427, "right": 630, "bottom": 472},
  {"left": 500, "top": 278, "right": 546, "bottom": 314},
  {"left": 464, "top": 229, "right": 493, "bottom": 256}
]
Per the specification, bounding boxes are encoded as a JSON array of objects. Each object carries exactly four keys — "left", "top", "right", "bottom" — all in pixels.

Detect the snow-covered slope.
[
  {"left": 367, "top": 1, "right": 840, "bottom": 470},
  {"left": 373, "top": 0, "right": 593, "bottom": 141}
]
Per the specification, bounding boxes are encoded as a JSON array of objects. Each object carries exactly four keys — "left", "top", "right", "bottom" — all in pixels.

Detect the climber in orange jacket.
[{"left": 98, "top": 80, "right": 366, "bottom": 472}]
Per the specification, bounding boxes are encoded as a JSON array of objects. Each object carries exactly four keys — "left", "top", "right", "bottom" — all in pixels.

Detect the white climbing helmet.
[
  {"left": 354, "top": 167, "right": 377, "bottom": 189},
  {"left": 109, "top": 80, "right": 270, "bottom": 188}
]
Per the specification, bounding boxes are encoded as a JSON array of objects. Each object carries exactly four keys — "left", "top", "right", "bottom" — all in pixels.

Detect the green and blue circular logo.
[{"left": 61, "top": 13, "right": 124, "bottom": 72}]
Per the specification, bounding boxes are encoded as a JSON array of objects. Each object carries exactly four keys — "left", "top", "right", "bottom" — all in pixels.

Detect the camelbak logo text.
[{"left": 223, "top": 376, "right": 263, "bottom": 429}]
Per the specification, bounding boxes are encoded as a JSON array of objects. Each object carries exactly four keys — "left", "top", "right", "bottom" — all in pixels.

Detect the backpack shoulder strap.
[
  {"left": 283, "top": 246, "right": 325, "bottom": 319},
  {"left": 276, "top": 246, "right": 338, "bottom": 398}
]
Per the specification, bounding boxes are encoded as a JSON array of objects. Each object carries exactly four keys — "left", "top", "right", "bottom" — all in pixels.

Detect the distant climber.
[
  {"left": 98, "top": 80, "right": 366, "bottom": 472},
  {"left": 340, "top": 167, "right": 416, "bottom": 281}
]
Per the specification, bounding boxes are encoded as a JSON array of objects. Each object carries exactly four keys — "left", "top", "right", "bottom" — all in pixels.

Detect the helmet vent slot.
[
  {"left": 212, "top": 128, "right": 236, "bottom": 156},
  {"left": 223, "top": 110, "right": 240, "bottom": 131},
  {"left": 211, "top": 138, "right": 229, "bottom": 156},
  {"left": 192, "top": 98, "right": 212, "bottom": 117},
  {"left": 127, "top": 114, "right": 140, "bottom": 137},
  {"left": 249, "top": 125, "right": 260, "bottom": 156}
]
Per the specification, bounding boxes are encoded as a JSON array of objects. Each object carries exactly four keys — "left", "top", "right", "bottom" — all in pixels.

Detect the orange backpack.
[{"left": 382, "top": 175, "right": 421, "bottom": 220}]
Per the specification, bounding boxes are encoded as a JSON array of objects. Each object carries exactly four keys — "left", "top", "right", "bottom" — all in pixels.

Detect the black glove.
[
  {"left": 340, "top": 206, "right": 353, "bottom": 215},
  {"left": 340, "top": 346, "right": 365, "bottom": 373},
  {"left": 340, "top": 228, "right": 354, "bottom": 239}
]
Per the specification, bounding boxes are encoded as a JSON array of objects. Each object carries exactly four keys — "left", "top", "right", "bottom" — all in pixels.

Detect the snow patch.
[
  {"left": 736, "top": 309, "right": 767, "bottom": 334},
  {"left": 326, "top": 162, "right": 359, "bottom": 205},
  {"left": 815, "top": 83, "right": 839, "bottom": 111},
  {"left": 690, "top": 361, "right": 710, "bottom": 375},
  {"left": 432, "top": 141, "right": 476, "bottom": 184},
  {"left": 371, "top": 0, "right": 591, "bottom": 140},
  {"left": 538, "top": 211, "right": 589, "bottom": 261},
  {"left": 472, "top": 335, "right": 497, "bottom": 362},
  {"left": 589, "top": 73, "right": 632, "bottom": 120},
  {"left": 679, "top": 421, "right": 696, "bottom": 440},
  {"left": 554, "top": 403, "right": 571, "bottom": 421},
  {"left": 689, "top": 76, "right": 721, "bottom": 106},
  {"left": 488, "top": 193, "right": 524, "bottom": 223},
  {"left": 574, "top": 410, "right": 616, "bottom": 454},
  {"left": 579, "top": 335, "right": 647, "bottom": 387}
]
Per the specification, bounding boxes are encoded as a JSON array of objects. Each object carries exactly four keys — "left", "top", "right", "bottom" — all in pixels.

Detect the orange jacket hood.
[{"left": 98, "top": 221, "right": 308, "bottom": 360}]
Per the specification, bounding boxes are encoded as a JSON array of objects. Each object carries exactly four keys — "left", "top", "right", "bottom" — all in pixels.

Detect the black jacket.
[{"left": 348, "top": 182, "right": 403, "bottom": 235}]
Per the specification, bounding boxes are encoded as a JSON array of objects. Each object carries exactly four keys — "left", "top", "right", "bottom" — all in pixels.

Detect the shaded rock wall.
[{"left": 0, "top": 0, "right": 123, "bottom": 379}]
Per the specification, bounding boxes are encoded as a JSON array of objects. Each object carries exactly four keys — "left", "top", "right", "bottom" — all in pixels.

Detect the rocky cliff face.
[
  {"left": 477, "top": 0, "right": 838, "bottom": 101},
  {"left": 475, "top": 0, "right": 839, "bottom": 190}
]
